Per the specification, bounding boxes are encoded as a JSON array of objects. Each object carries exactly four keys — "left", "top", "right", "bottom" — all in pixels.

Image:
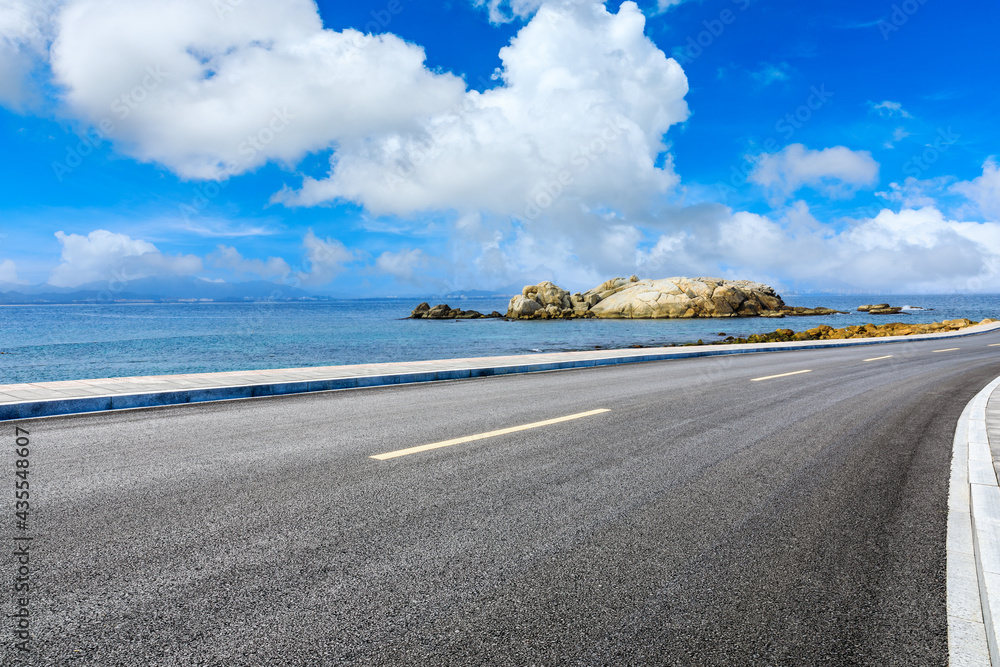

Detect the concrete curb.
[
  {"left": 949, "top": 374, "right": 1000, "bottom": 665},
  {"left": 2, "top": 322, "right": 999, "bottom": 422}
]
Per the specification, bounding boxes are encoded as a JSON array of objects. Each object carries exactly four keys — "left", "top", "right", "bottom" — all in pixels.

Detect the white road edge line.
[
  {"left": 750, "top": 370, "right": 812, "bottom": 382},
  {"left": 371, "top": 408, "right": 611, "bottom": 460}
]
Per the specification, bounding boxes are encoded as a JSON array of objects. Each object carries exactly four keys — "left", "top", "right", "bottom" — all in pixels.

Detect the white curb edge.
[{"left": 949, "top": 375, "right": 1000, "bottom": 665}]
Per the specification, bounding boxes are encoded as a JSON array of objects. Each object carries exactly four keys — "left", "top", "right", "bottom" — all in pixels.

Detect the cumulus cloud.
[
  {"left": 436, "top": 195, "right": 1000, "bottom": 295},
  {"left": 48, "top": 229, "right": 202, "bottom": 287},
  {"left": 626, "top": 202, "right": 1000, "bottom": 293},
  {"left": 0, "top": 258, "right": 22, "bottom": 284},
  {"left": 280, "top": 1, "right": 689, "bottom": 219},
  {"left": 46, "top": 0, "right": 465, "bottom": 178},
  {"left": 374, "top": 248, "right": 430, "bottom": 283},
  {"left": 0, "top": 0, "right": 58, "bottom": 109},
  {"left": 749, "top": 144, "right": 880, "bottom": 203},
  {"left": 208, "top": 245, "right": 290, "bottom": 280},
  {"left": 952, "top": 159, "right": 1000, "bottom": 220},
  {"left": 295, "top": 230, "right": 356, "bottom": 287}
]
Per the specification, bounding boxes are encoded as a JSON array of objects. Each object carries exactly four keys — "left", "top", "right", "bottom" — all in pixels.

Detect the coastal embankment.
[{"left": 3, "top": 319, "right": 1000, "bottom": 422}]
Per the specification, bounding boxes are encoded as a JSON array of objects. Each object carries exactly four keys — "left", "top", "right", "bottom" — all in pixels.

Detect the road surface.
[{"left": 10, "top": 332, "right": 1000, "bottom": 665}]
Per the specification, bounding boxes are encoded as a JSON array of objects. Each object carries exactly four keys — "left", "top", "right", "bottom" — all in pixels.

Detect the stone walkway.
[{"left": 2, "top": 321, "right": 999, "bottom": 421}]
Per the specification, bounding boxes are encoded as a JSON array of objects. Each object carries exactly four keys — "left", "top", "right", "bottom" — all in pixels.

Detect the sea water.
[{"left": 1, "top": 294, "right": 999, "bottom": 384}]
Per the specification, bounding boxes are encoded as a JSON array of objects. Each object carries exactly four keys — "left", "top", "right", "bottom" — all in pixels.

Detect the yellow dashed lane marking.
[
  {"left": 751, "top": 370, "right": 812, "bottom": 382},
  {"left": 864, "top": 355, "right": 893, "bottom": 362},
  {"left": 371, "top": 409, "right": 611, "bottom": 460},
  {"left": 934, "top": 348, "right": 960, "bottom": 353}
]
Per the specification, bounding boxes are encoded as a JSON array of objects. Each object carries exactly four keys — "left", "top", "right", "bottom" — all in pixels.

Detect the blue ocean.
[{"left": 2, "top": 294, "right": 999, "bottom": 384}]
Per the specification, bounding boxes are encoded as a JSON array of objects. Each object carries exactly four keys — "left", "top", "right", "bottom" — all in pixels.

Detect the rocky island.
[
  {"left": 410, "top": 303, "right": 503, "bottom": 319},
  {"left": 857, "top": 303, "right": 903, "bottom": 315},
  {"left": 506, "top": 276, "right": 845, "bottom": 320}
]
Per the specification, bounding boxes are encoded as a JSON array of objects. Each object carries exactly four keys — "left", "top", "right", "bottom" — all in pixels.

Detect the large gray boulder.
[
  {"left": 506, "top": 276, "right": 788, "bottom": 319},
  {"left": 507, "top": 295, "right": 543, "bottom": 318},
  {"left": 588, "top": 277, "right": 783, "bottom": 319}
]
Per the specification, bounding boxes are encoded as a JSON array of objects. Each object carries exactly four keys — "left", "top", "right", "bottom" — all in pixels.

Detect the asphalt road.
[{"left": 10, "top": 332, "right": 1000, "bottom": 665}]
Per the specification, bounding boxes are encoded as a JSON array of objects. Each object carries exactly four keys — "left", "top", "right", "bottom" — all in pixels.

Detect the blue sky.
[{"left": 1, "top": 0, "right": 998, "bottom": 295}]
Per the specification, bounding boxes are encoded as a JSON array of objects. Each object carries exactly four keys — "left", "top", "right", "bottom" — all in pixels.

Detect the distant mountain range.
[
  {"left": 438, "top": 289, "right": 518, "bottom": 298},
  {"left": 0, "top": 277, "right": 319, "bottom": 303},
  {"left": 0, "top": 276, "right": 528, "bottom": 304}
]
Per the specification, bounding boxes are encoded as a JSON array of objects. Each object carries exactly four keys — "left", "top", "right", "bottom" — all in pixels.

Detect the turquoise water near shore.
[{"left": 2, "top": 294, "right": 999, "bottom": 384}]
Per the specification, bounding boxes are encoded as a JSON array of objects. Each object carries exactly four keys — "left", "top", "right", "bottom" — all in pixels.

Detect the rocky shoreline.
[
  {"left": 578, "top": 318, "right": 998, "bottom": 351},
  {"left": 708, "top": 318, "right": 995, "bottom": 345}
]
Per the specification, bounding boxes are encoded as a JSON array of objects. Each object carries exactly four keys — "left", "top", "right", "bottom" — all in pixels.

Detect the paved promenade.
[{"left": 3, "top": 320, "right": 999, "bottom": 421}]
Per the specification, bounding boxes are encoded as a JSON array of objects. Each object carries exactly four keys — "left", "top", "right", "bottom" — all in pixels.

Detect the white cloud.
[
  {"left": 883, "top": 125, "right": 910, "bottom": 149},
  {"left": 870, "top": 100, "right": 913, "bottom": 118},
  {"left": 876, "top": 175, "right": 951, "bottom": 209},
  {"left": 751, "top": 63, "right": 790, "bottom": 87},
  {"left": 655, "top": 0, "right": 686, "bottom": 14},
  {"left": 374, "top": 248, "right": 430, "bottom": 283},
  {"left": 0, "top": 42, "right": 36, "bottom": 109},
  {"left": 48, "top": 229, "right": 202, "bottom": 287},
  {"left": 471, "top": 0, "right": 551, "bottom": 23},
  {"left": 0, "top": 258, "right": 22, "bottom": 284},
  {"left": 46, "top": 0, "right": 465, "bottom": 178},
  {"left": 280, "top": 1, "right": 689, "bottom": 219},
  {"left": 749, "top": 144, "right": 880, "bottom": 203},
  {"left": 0, "top": 0, "right": 58, "bottom": 109},
  {"left": 952, "top": 159, "right": 1000, "bottom": 220},
  {"left": 472, "top": 0, "right": 689, "bottom": 22},
  {"left": 208, "top": 245, "right": 290, "bottom": 280},
  {"left": 474, "top": 0, "right": 535, "bottom": 23},
  {"left": 172, "top": 218, "right": 279, "bottom": 238},
  {"left": 433, "top": 195, "right": 1000, "bottom": 295},
  {"left": 296, "top": 230, "right": 356, "bottom": 287},
  {"left": 627, "top": 202, "right": 1000, "bottom": 293}
]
